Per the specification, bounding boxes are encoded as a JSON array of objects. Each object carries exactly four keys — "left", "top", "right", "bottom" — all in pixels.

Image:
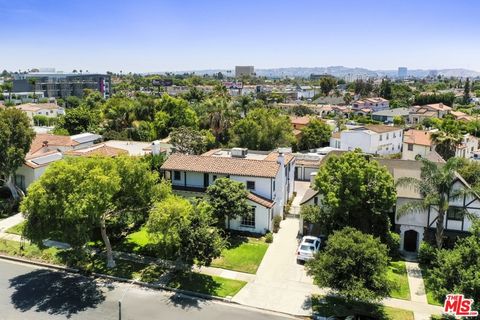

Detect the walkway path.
[{"left": 0, "top": 213, "right": 23, "bottom": 233}]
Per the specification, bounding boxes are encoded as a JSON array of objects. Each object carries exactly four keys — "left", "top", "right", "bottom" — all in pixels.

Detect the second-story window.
[
  {"left": 408, "top": 144, "right": 413, "bottom": 151},
  {"left": 379, "top": 134, "right": 383, "bottom": 141},
  {"left": 247, "top": 181, "right": 255, "bottom": 190},
  {"left": 173, "top": 171, "right": 181, "bottom": 181}
]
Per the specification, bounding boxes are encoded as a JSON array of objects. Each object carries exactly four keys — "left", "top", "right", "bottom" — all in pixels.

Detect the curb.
[
  {"left": 0, "top": 254, "right": 79, "bottom": 273},
  {"left": 0, "top": 254, "right": 231, "bottom": 303},
  {"left": 89, "top": 271, "right": 233, "bottom": 304}
]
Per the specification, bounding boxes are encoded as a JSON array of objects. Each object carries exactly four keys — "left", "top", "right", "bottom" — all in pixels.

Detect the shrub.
[
  {"left": 265, "top": 232, "right": 273, "bottom": 243},
  {"left": 385, "top": 231, "right": 400, "bottom": 259},
  {"left": 418, "top": 242, "right": 437, "bottom": 268},
  {"left": 273, "top": 215, "right": 282, "bottom": 233}
]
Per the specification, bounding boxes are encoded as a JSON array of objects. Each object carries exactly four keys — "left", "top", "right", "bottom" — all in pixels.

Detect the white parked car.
[{"left": 296, "top": 236, "right": 321, "bottom": 263}]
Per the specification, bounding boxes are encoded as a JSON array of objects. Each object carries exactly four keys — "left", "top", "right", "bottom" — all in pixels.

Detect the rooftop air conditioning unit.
[{"left": 231, "top": 147, "right": 248, "bottom": 158}]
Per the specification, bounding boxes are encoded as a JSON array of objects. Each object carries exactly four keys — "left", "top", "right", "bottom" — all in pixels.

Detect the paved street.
[{"left": 0, "top": 259, "right": 294, "bottom": 320}]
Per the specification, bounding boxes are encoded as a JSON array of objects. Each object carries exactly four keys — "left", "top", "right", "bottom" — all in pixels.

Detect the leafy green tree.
[
  {"left": 343, "top": 92, "right": 353, "bottom": 105},
  {"left": 230, "top": 108, "right": 295, "bottom": 150},
  {"left": 298, "top": 118, "right": 331, "bottom": 150},
  {"left": 147, "top": 195, "right": 192, "bottom": 244},
  {"left": 414, "top": 92, "right": 455, "bottom": 107},
  {"left": 291, "top": 104, "right": 314, "bottom": 116},
  {"left": 155, "top": 94, "right": 198, "bottom": 129},
  {"left": 152, "top": 111, "right": 171, "bottom": 138},
  {"left": 103, "top": 97, "right": 137, "bottom": 131},
  {"left": 55, "top": 107, "right": 99, "bottom": 135},
  {"left": 177, "top": 201, "right": 225, "bottom": 267},
  {"left": 206, "top": 178, "right": 250, "bottom": 230},
  {"left": 313, "top": 151, "right": 396, "bottom": 240},
  {"left": 0, "top": 108, "right": 35, "bottom": 200},
  {"left": 396, "top": 157, "right": 465, "bottom": 249},
  {"left": 393, "top": 115, "right": 405, "bottom": 126},
  {"left": 65, "top": 96, "right": 82, "bottom": 108},
  {"left": 427, "top": 221, "right": 480, "bottom": 310},
  {"left": 354, "top": 79, "right": 374, "bottom": 97},
  {"left": 379, "top": 79, "right": 393, "bottom": 100},
  {"left": 22, "top": 156, "right": 159, "bottom": 268},
  {"left": 306, "top": 227, "right": 391, "bottom": 302},
  {"left": 319, "top": 77, "right": 337, "bottom": 96},
  {"left": 170, "top": 126, "right": 213, "bottom": 155}
]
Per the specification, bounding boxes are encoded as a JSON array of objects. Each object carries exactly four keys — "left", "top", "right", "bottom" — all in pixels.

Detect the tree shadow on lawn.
[
  {"left": 9, "top": 269, "right": 105, "bottom": 318},
  {"left": 168, "top": 272, "right": 221, "bottom": 298},
  {"left": 223, "top": 230, "right": 264, "bottom": 249},
  {"left": 310, "top": 295, "right": 389, "bottom": 320}
]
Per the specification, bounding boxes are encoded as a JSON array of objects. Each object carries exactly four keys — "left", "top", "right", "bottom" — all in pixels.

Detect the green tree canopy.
[
  {"left": 229, "top": 108, "right": 295, "bottom": 150},
  {"left": 313, "top": 151, "right": 397, "bottom": 240},
  {"left": 427, "top": 221, "right": 480, "bottom": 310},
  {"left": 55, "top": 107, "right": 100, "bottom": 135},
  {"left": 298, "top": 118, "right": 331, "bottom": 151},
  {"left": 206, "top": 178, "right": 250, "bottom": 230},
  {"left": 0, "top": 108, "right": 35, "bottom": 199},
  {"left": 306, "top": 227, "right": 391, "bottom": 302},
  {"left": 21, "top": 156, "right": 160, "bottom": 268}
]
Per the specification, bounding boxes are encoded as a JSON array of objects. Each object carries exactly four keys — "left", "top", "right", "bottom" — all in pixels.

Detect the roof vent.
[{"left": 231, "top": 148, "right": 248, "bottom": 158}]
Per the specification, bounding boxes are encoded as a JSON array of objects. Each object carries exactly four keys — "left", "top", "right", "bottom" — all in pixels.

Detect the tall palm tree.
[
  {"left": 396, "top": 157, "right": 467, "bottom": 249},
  {"left": 430, "top": 130, "right": 462, "bottom": 160},
  {"left": 2, "top": 81, "right": 13, "bottom": 103},
  {"left": 28, "top": 78, "right": 37, "bottom": 102}
]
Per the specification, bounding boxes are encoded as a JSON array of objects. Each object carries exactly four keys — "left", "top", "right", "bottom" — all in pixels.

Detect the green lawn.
[
  {"left": 114, "top": 227, "right": 175, "bottom": 259},
  {"left": 387, "top": 260, "right": 410, "bottom": 300},
  {"left": 0, "top": 238, "right": 62, "bottom": 264},
  {"left": 311, "top": 295, "right": 414, "bottom": 320},
  {"left": 421, "top": 267, "right": 443, "bottom": 306},
  {"left": 167, "top": 272, "right": 247, "bottom": 298},
  {"left": 211, "top": 236, "right": 268, "bottom": 274},
  {"left": 5, "top": 221, "right": 26, "bottom": 235}
]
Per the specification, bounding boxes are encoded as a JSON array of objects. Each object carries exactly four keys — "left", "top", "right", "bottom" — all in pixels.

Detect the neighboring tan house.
[
  {"left": 15, "top": 103, "right": 65, "bottom": 124},
  {"left": 330, "top": 125, "right": 403, "bottom": 155},
  {"left": 160, "top": 148, "right": 295, "bottom": 234},
  {"left": 409, "top": 103, "right": 452, "bottom": 124}
]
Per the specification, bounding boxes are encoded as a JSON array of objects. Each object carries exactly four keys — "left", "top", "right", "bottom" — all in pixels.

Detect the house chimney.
[
  {"left": 151, "top": 140, "right": 160, "bottom": 156},
  {"left": 42, "top": 140, "right": 49, "bottom": 149}
]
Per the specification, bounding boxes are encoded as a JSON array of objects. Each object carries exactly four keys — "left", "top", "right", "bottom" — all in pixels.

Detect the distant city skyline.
[{"left": 1, "top": 0, "right": 479, "bottom": 73}]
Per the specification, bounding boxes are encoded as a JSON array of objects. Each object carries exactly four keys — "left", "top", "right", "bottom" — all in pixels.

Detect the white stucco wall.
[{"left": 229, "top": 201, "right": 271, "bottom": 234}]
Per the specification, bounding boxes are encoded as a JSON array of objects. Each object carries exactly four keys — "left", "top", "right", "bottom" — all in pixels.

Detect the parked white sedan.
[{"left": 296, "top": 236, "right": 321, "bottom": 263}]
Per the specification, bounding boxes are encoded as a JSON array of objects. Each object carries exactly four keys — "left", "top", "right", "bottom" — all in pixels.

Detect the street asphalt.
[{"left": 0, "top": 259, "right": 294, "bottom": 320}]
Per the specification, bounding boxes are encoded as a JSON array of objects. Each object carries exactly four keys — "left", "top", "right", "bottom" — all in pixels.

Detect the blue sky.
[{"left": 1, "top": 0, "right": 479, "bottom": 73}]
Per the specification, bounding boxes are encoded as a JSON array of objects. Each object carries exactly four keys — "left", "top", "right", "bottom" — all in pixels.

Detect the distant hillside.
[{"left": 155, "top": 66, "right": 480, "bottom": 79}]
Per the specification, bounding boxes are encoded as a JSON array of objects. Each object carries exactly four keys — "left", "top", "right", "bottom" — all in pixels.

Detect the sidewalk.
[{"left": 0, "top": 213, "right": 23, "bottom": 233}]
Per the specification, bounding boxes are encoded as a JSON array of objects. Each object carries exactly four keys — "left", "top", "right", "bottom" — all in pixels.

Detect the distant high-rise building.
[
  {"left": 398, "top": 67, "right": 408, "bottom": 79},
  {"left": 235, "top": 66, "right": 255, "bottom": 78}
]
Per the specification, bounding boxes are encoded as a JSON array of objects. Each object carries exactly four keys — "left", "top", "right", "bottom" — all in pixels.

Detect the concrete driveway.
[{"left": 232, "top": 217, "right": 325, "bottom": 316}]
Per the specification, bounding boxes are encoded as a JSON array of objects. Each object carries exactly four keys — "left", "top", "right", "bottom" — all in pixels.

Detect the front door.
[{"left": 404, "top": 230, "right": 418, "bottom": 252}]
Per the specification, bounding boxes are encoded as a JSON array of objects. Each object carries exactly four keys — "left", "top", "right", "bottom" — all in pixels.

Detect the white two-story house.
[
  {"left": 160, "top": 148, "right": 295, "bottom": 234},
  {"left": 330, "top": 125, "right": 403, "bottom": 155}
]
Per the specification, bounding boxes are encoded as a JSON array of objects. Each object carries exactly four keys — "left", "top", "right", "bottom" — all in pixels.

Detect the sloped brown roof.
[
  {"left": 29, "top": 133, "right": 79, "bottom": 155},
  {"left": 263, "top": 152, "right": 295, "bottom": 164},
  {"left": 290, "top": 116, "right": 310, "bottom": 125},
  {"left": 247, "top": 192, "right": 275, "bottom": 208},
  {"left": 403, "top": 130, "right": 433, "bottom": 146},
  {"left": 63, "top": 144, "right": 128, "bottom": 157},
  {"left": 161, "top": 154, "right": 280, "bottom": 178}
]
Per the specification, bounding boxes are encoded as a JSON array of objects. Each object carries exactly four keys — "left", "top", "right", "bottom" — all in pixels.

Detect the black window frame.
[
  {"left": 447, "top": 206, "right": 464, "bottom": 221},
  {"left": 173, "top": 171, "right": 181, "bottom": 181},
  {"left": 246, "top": 180, "right": 255, "bottom": 190}
]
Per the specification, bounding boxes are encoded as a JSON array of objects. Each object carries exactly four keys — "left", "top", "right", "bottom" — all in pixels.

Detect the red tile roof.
[{"left": 247, "top": 192, "right": 274, "bottom": 208}]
